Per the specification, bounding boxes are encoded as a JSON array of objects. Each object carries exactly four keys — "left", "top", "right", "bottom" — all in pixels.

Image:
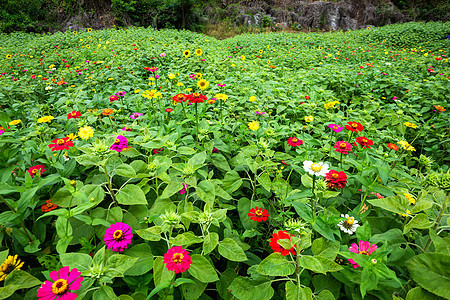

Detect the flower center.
[
  {"left": 47, "top": 202, "right": 54, "bottom": 208},
  {"left": 4, "top": 263, "right": 15, "bottom": 273},
  {"left": 172, "top": 253, "right": 184, "bottom": 263},
  {"left": 359, "top": 250, "right": 369, "bottom": 255},
  {"left": 311, "top": 163, "right": 322, "bottom": 172},
  {"left": 114, "top": 139, "right": 120, "bottom": 144},
  {"left": 56, "top": 139, "right": 65, "bottom": 145},
  {"left": 332, "top": 173, "right": 339, "bottom": 179},
  {"left": 292, "top": 137, "right": 298, "bottom": 143},
  {"left": 362, "top": 139, "right": 368, "bottom": 143},
  {"left": 32, "top": 169, "right": 39, "bottom": 174},
  {"left": 255, "top": 209, "right": 262, "bottom": 216},
  {"left": 52, "top": 279, "right": 68, "bottom": 295},
  {"left": 346, "top": 217, "right": 355, "bottom": 225},
  {"left": 71, "top": 112, "right": 76, "bottom": 116},
  {"left": 351, "top": 123, "right": 358, "bottom": 128},
  {"left": 113, "top": 230, "right": 123, "bottom": 241},
  {"left": 339, "top": 142, "right": 347, "bottom": 149}
]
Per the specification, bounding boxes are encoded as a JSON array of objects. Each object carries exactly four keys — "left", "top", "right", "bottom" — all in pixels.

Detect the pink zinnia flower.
[
  {"left": 110, "top": 135, "right": 129, "bottom": 152},
  {"left": 116, "top": 91, "right": 127, "bottom": 97},
  {"left": 328, "top": 124, "right": 343, "bottom": 132},
  {"left": 348, "top": 240, "right": 377, "bottom": 268},
  {"left": 179, "top": 183, "right": 187, "bottom": 195},
  {"left": 256, "top": 111, "right": 265, "bottom": 115},
  {"left": 37, "top": 266, "right": 83, "bottom": 300},
  {"left": 104, "top": 222, "right": 133, "bottom": 252},
  {"left": 287, "top": 137, "right": 303, "bottom": 147},
  {"left": 110, "top": 95, "right": 119, "bottom": 102},
  {"left": 163, "top": 246, "right": 192, "bottom": 274},
  {"left": 130, "top": 112, "right": 143, "bottom": 119},
  {"left": 334, "top": 141, "right": 352, "bottom": 154},
  {"left": 160, "top": 53, "right": 166, "bottom": 58}
]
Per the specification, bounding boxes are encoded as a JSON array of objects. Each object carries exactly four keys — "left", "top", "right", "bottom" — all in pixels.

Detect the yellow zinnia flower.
[
  {"left": 305, "top": 116, "right": 314, "bottom": 122},
  {"left": 404, "top": 122, "right": 418, "bottom": 129},
  {"left": 197, "top": 79, "right": 209, "bottom": 91},
  {"left": 398, "top": 141, "right": 416, "bottom": 151},
  {"left": 195, "top": 49, "right": 202, "bottom": 56},
  {"left": 78, "top": 126, "right": 94, "bottom": 140},
  {"left": 403, "top": 193, "right": 416, "bottom": 205},
  {"left": 9, "top": 119, "right": 21, "bottom": 126},
  {"left": 37, "top": 116, "right": 54, "bottom": 123},
  {"left": 248, "top": 121, "right": 260, "bottom": 131},
  {"left": 215, "top": 93, "right": 228, "bottom": 101},
  {"left": 142, "top": 89, "right": 162, "bottom": 99},
  {"left": 0, "top": 255, "right": 24, "bottom": 281},
  {"left": 249, "top": 96, "right": 257, "bottom": 102}
]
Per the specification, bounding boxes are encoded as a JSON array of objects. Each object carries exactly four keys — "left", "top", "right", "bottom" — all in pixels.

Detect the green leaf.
[
  {"left": 429, "top": 230, "right": 449, "bottom": 254},
  {"left": 170, "top": 232, "right": 203, "bottom": 247},
  {"left": 407, "top": 253, "right": 450, "bottom": 299},
  {"left": 188, "top": 254, "right": 219, "bottom": 283},
  {"left": 292, "top": 202, "right": 314, "bottom": 223},
  {"left": 203, "top": 232, "right": 219, "bottom": 255},
  {"left": 316, "top": 290, "right": 335, "bottom": 300},
  {"left": 181, "top": 277, "right": 207, "bottom": 300},
  {"left": 313, "top": 216, "right": 335, "bottom": 242},
  {"left": 116, "top": 184, "right": 147, "bottom": 205},
  {"left": 238, "top": 197, "right": 257, "bottom": 230},
  {"left": 222, "top": 170, "right": 243, "bottom": 193},
  {"left": 218, "top": 238, "right": 248, "bottom": 262},
  {"left": 177, "top": 146, "right": 196, "bottom": 155},
  {"left": 4, "top": 269, "right": 41, "bottom": 289},
  {"left": 147, "top": 281, "right": 171, "bottom": 300},
  {"left": 406, "top": 287, "right": 442, "bottom": 300},
  {"left": 93, "top": 285, "right": 118, "bottom": 300},
  {"left": 124, "top": 243, "right": 154, "bottom": 276},
  {"left": 368, "top": 196, "right": 408, "bottom": 215},
  {"left": 312, "top": 238, "right": 340, "bottom": 260},
  {"left": 196, "top": 181, "right": 215, "bottom": 206},
  {"left": 360, "top": 266, "right": 378, "bottom": 298},
  {"left": 403, "top": 213, "right": 433, "bottom": 234},
  {"left": 76, "top": 154, "right": 101, "bottom": 167},
  {"left": 0, "top": 250, "right": 8, "bottom": 264},
  {"left": 115, "top": 164, "right": 137, "bottom": 178},
  {"left": 301, "top": 174, "right": 313, "bottom": 189},
  {"left": 356, "top": 221, "right": 372, "bottom": 242},
  {"left": 298, "top": 256, "right": 343, "bottom": 274},
  {"left": 229, "top": 277, "right": 274, "bottom": 300},
  {"left": 187, "top": 151, "right": 206, "bottom": 168},
  {"left": 211, "top": 154, "right": 231, "bottom": 171},
  {"left": 257, "top": 172, "right": 272, "bottom": 192},
  {"left": 105, "top": 254, "right": 138, "bottom": 277},
  {"left": 160, "top": 181, "right": 183, "bottom": 199},
  {"left": 257, "top": 253, "right": 295, "bottom": 276},
  {"left": 153, "top": 257, "right": 174, "bottom": 287},
  {"left": 286, "top": 281, "right": 313, "bottom": 300},
  {"left": 60, "top": 253, "right": 93, "bottom": 272},
  {"left": 0, "top": 285, "right": 20, "bottom": 300}
]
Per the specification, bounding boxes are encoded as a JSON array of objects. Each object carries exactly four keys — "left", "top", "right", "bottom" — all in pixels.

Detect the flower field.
[{"left": 0, "top": 22, "right": 449, "bottom": 299}]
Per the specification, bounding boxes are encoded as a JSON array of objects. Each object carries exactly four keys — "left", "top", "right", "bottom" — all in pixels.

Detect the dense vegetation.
[{"left": 0, "top": 22, "right": 449, "bottom": 299}]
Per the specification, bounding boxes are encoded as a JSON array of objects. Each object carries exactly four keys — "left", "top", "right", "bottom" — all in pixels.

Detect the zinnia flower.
[
  {"left": 49, "top": 137, "right": 74, "bottom": 151},
  {"left": 248, "top": 207, "right": 269, "bottom": 222},
  {"left": 163, "top": 246, "right": 192, "bottom": 274},
  {"left": 67, "top": 111, "right": 81, "bottom": 119},
  {"left": 41, "top": 199, "right": 58, "bottom": 212},
  {"left": 102, "top": 108, "right": 114, "bottom": 116},
  {"left": 110, "top": 135, "right": 129, "bottom": 152},
  {"left": 27, "top": 165, "right": 46, "bottom": 178},
  {"left": 173, "top": 93, "right": 188, "bottom": 103},
  {"left": 104, "top": 222, "right": 133, "bottom": 252},
  {"left": 303, "top": 161, "right": 329, "bottom": 177},
  {"left": 334, "top": 141, "right": 352, "bottom": 154},
  {"left": 354, "top": 136, "right": 373, "bottom": 149},
  {"left": 248, "top": 121, "right": 260, "bottom": 131},
  {"left": 398, "top": 141, "right": 416, "bottom": 151},
  {"left": 116, "top": 91, "right": 127, "bottom": 97},
  {"left": 37, "top": 266, "right": 83, "bottom": 300},
  {"left": 130, "top": 112, "right": 143, "bottom": 119},
  {"left": 434, "top": 105, "right": 446, "bottom": 112},
  {"left": 287, "top": 137, "right": 303, "bottom": 147},
  {"left": 165, "top": 108, "right": 173, "bottom": 112},
  {"left": 328, "top": 124, "right": 343, "bottom": 132},
  {"left": 404, "top": 122, "right": 418, "bottom": 129},
  {"left": 348, "top": 241, "right": 377, "bottom": 268},
  {"left": 0, "top": 255, "right": 24, "bottom": 281},
  {"left": 338, "top": 214, "right": 360, "bottom": 235},
  {"left": 189, "top": 93, "right": 207, "bottom": 103},
  {"left": 325, "top": 170, "right": 347, "bottom": 189},
  {"left": 304, "top": 115, "right": 314, "bottom": 122},
  {"left": 345, "top": 121, "right": 364, "bottom": 132},
  {"left": 78, "top": 126, "right": 94, "bottom": 140},
  {"left": 110, "top": 95, "right": 119, "bottom": 102},
  {"left": 197, "top": 79, "right": 209, "bottom": 90},
  {"left": 403, "top": 193, "right": 416, "bottom": 205},
  {"left": 249, "top": 96, "right": 257, "bottom": 102},
  {"left": 38, "top": 116, "right": 54, "bottom": 123},
  {"left": 387, "top": 143, "right": 399, "bottom": 150},
  {"left": 179, "top": 183, "right": 187, "bottom": 195},
  {"left": 269, "top": 230, "right": 296, "bottom": 256},
  {"left": 9, "top": 119, "right": 21, "bottom": 126}
]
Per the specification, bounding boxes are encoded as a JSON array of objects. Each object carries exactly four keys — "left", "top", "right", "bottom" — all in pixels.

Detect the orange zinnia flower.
[
  {"left": 102, "top": 108, "right": 114, "bottom": 116},
  {"left": 41, "top": 200, "right": 58, "bottom": 212}
]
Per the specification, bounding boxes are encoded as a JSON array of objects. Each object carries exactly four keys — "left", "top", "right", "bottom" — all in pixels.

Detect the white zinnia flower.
[
  {"left": 338, "top": 214, "right": 360, "bottom": 235},
  {"left": 303, "top": 161, "right": 329, "bottom": 177}
]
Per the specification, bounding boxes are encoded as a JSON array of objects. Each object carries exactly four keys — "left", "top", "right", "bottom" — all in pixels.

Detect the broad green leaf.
[
  {"left": 301, "top": 174, "right": 313, "bottom": 189},
  {"left": 407, "top": 253, "right": 450, "bottom": 299},
  {"left": 153, "top": 257, "right": 174, "bottom": 287},
  {"left": 181, "top": 277, "right": 207, "bottom": 300},
  {"left": 406, "top": 287, "right": 442, "bottom": 300},
  {"left": 160, "top": 181, "right": 184, "bottom": 199},
  {"left": 316, "top": 290, "right": 335, "bottom": 300},
  {"left": 403, "top": 213, "right": 433, "bottom": 234},
  {"left": 229, "top": 277, "right": 274, "bottom": 300},
  {"left": 238, "top": 197, "right": 257, "bottom": 230},
  {"left": 257, "top": 172, "right": 271, "bottom": 192},
  {"left": 124, "top": 243, "right": 154, "bottom": 276},
  {"left": 93, "top": 285, "right": 118, "bottom": 300},
  {"left": 292, "top": 202, "right": 314, "bottom": 223},
  {"left": 218, "top": 238, "right": 248, "bottom": 262},
  {"left": 429, "top": 230, "right": 450, "bottom": 254},
  {"left": 115, "top": 164, "right": 137, "bottom": 178},
  {"left": 4, "top": 270, "right": 41, "bottom": 289},
  {"left": 211, "top": 153, "right": 231, "bottom": 171},
  {"left": 222, "top": 170, "right": 243, "bottom": 193},
  {"left": 105, "top": 254, "right": 138, "bottom": 276},
  {"left": 170, "top": 232, "right": 203, "bottom": 247},
  {"left": 116, "top": 184, "right": 147, "bottom": 205},
  {"left": 360, "top": 266, "right": 378, "bottom": 298},
  {"left": 286, "top": 281, "right": 313, "bottom": 300},
  {"left": 312, "top": 238, "right": 340, "bottom": 260},
  {"left": 196, "top": 181, "right": 215, "bottom": 206},
  {"left": 203, "top": 232, "right": 219, "bottom": 255},
  {"left": 188, "top": 254, "right": 219, "bottom": 283},
  {"left": 313, "top": 217, "right": 335, "bottom": 242},
  {"left": 367, "top": 196, "right": 408, "bottom": 215},
  {"left": 60, "top": 253, "right": 93, "bottom": 272},
  {"left": 257, "top": 253, "right": 295, "bottom": 276},
  {"left": 298, "top": 256, "right": 343, "bottom": 274},
  {"left": 217, "top": 268, "right": 237, "bottom": 300}
]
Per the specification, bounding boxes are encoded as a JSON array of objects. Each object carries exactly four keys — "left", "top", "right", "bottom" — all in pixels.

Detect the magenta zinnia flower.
[
  {"left": 130, "top": 112, "right": 143, "bottom": 119},
  {"left": 104, "top": 222, "right": 133, "bottom": 252},
  {"left": 287, "top": 137, "right": 303, "bottom": 147},
  {"left": 334, "top": 141, "right": 352, "bottom": 154},
  {"left": 110, "top": 135, "right": 129, "bottom": 152},
  {"left": 37, "top": 266, "right": 83, "bottom": 300},
  {"left": 110, "top": 95, "right": 119, "bottom": 102},
  {"left": 348, "top": 240, "right": 377, "bottom": 268},
  {"left": 328, "top": 124, "right": 343, "bottom": 132},
  {"left": 163, "top": 246, "right": 192, "bottom": 274},
  {"left": 179, "top": 183, "right": 187, "bottom": 195}
]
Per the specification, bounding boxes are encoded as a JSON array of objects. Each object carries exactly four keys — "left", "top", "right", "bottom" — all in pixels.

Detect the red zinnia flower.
[
  {"left": 48, "top": 137, "right": 74, "bottom": 151},
  {"left": 325, "top": 170, "right": 347, "bottom": 189},
  {"left": 305, "top": 95, "right": 310, "bottom": 100},
  {"left": 67, "top": 111, "right": 81, "bottom": 119},
  {"left": 387, "top": 143, "right": 399, "bottom": 150},
  {"left": 334, "top": 141, "right": 352, "bottom": 154},
  {"left": 27, "top": 165, "right": 46, "bottom": 178},
  {"left": 165, "top": 108, "right": 173, "bottom": 112},
  {"left": 354, "top": 136, "right": 373, "bottom": 149},
  {"left": 41, "top": 199, "right": 58, "bottom": 212},
  {"left": 189, "top": 93, "right": 207, "bottom": 103},
  {"left": 269, "top": 230, "right": 296, "bottom": 256},
  {"left": 248, "top": 207, "right": 269, "bottom": 222},
  {"left": 345, "top": 121, "right": 364, "bottom": 132},
  {"left": 287, "top": 137, "right": 303, "bottom": 147},
  {"left": 173, "top": 93, "right": 188, "bottom": 103},
  {"left": 163, "top": 246, "right": 192, "bottom": 274}
]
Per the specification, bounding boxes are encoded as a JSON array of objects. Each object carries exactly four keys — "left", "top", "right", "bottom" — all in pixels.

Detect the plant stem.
[
  {"left": 102, "top": 165, "right": 118, "bottom": 206},
  {"left": 424, "top": 192, "right": 448, "bottom": 252},
  {"left": 0, "top": 195, "right": 33, "bottom": 243},
  {"left": 195, "top": 102, "right": 199, "bottom": 147},
  {"left": 312, "top": 174, "right": 317, "bottom": 215}
]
